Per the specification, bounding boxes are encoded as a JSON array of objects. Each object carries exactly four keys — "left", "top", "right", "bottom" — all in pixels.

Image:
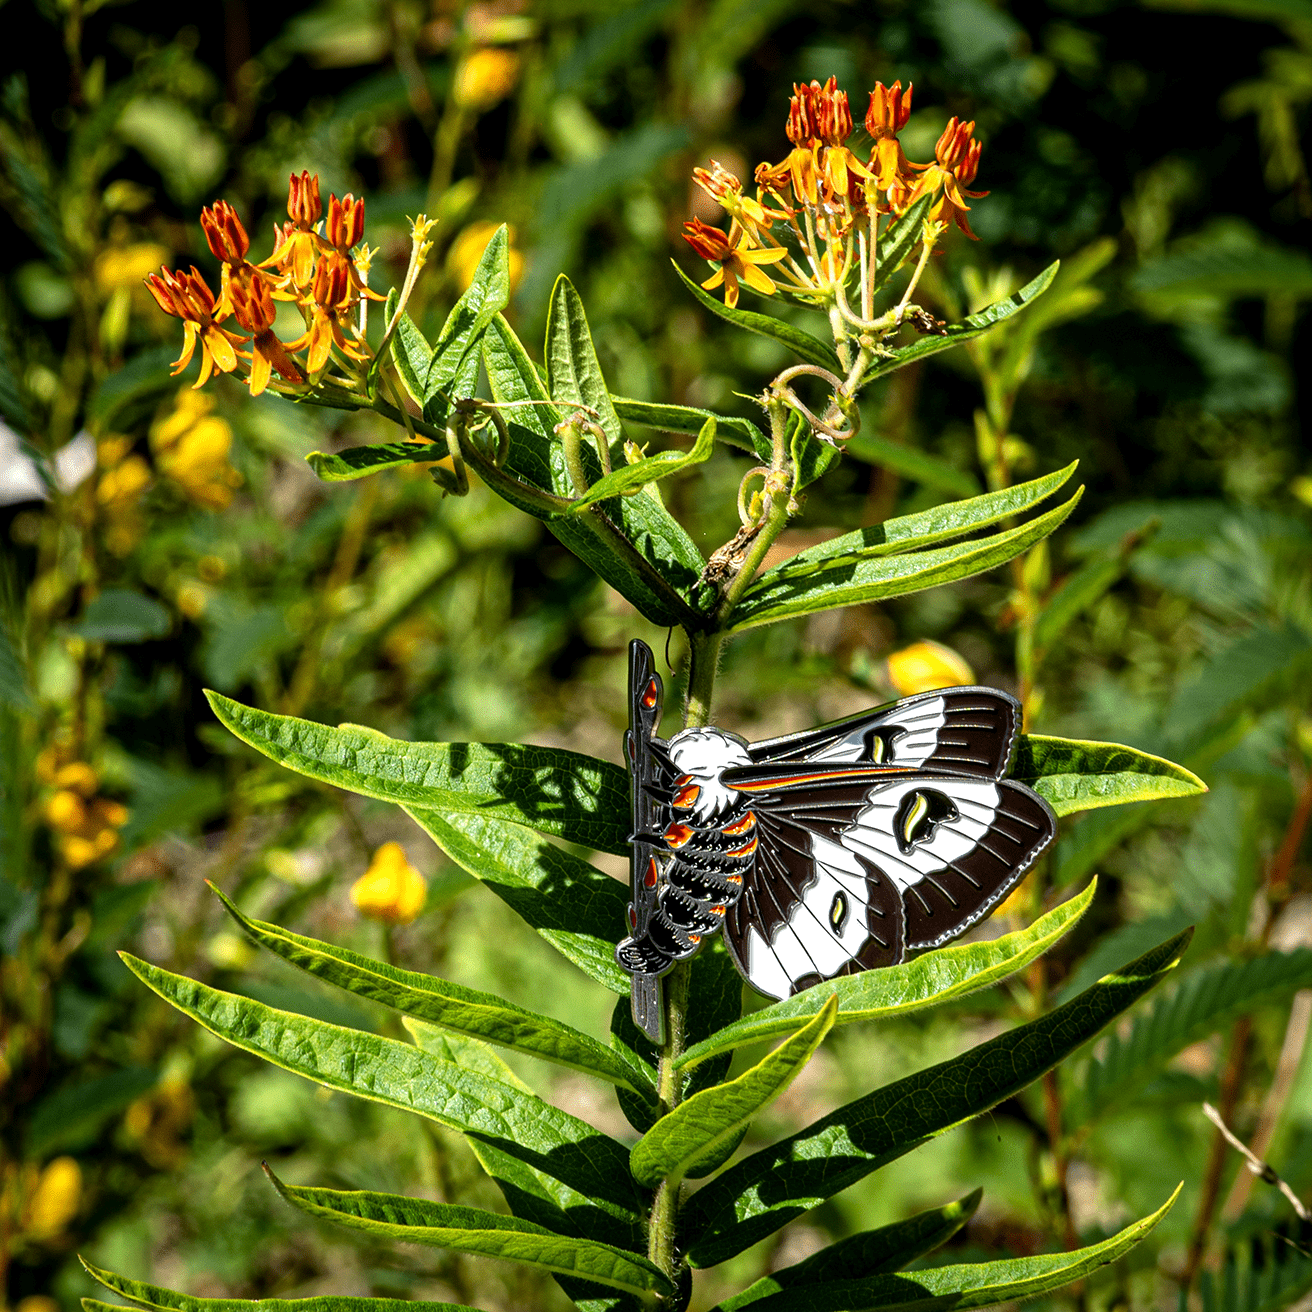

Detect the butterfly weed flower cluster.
[{"left": 108, "top": 72, "right": 1215, "bottom": 1312}]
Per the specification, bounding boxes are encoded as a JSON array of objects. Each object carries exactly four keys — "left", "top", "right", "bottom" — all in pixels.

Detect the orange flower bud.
[
  {"left": 325, "top": 193, "right": 365, "bottom": 252},
  {"left": 865, "top": 81, "right": 913, "bottom": 137},
  {"left": 287, "top": 170, "right": 322, "bottom": 228},
  {"left": 311, "top": 252, "right": 354, "bottom": 310},
  {"left": 228, "top": 275, "right": 276, "bottom": 334},
  {"left": 199, "top": 200, "right": 251, "bottom": 265},
  {"left": 934, "top": 117, "right": 978, "bottom": 171},
  {"left": 682, "top": 218, "right": 732, "bottom": 262}
]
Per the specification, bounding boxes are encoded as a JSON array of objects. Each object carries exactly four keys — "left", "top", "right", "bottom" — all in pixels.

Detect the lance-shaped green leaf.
[
  {"left": 423, "top": 225, "right": 510, "bottom": 416},
  {"left": 631, "top": 996, "right": 838, "bottom": 1190},
  {"left": 1032, "top": 556, "right": 1124, "bottom": 657},
  {"left": 677, "top": 881, "right": 1095, "bottom": 1071},
  {"left": 673, "top": 263, "right": 843, "bottom": 373},
  {"left": 407, "top": 807, "right": 632, "bottom": 994},
  {"left": 708, "top": 1188, "right": 1179, "bottom": 1311},
  {"left": 205, "top": 692, "right": 631, "bottom": 856},
  {"left": 861, "top": 262, "right": 1060, "bottom": 384},
  {"left": 1076, "top": 947, "right": 1312, "bottom": 1121},
  {"left": 546, "top": 275, "right": 624, "bottom": 448},
  {"left": 568, "top": 417, "right": 716, "bottom": 512},
  {"left": 718, "top": 1190, "right": 982, "bottom": 1310},
  {"left": 684, "top": 929, "right": 1192, "bottom": 1266},
  {"left": 306, "top": 440, "right": 444, "bottom": 482},
  {"left": 750, "top": 462, "right": 1076, "bottom": 581},
  {"left": 390, "top": 300, "right": 433, "bottom": 408},
  {"left": 1012, "top": 735, "right": 1206, "bottom": 817},
  {"left": 212, "top": 885, "right": 653, "bottom": 1094},
  {"left": 871, "top": 195, "right": 934, "bottom": 292},
  {"left": 119, "top": 954, "right": 644, "bottom": 1244},
  {"left": 612, "top": 395, "right": 769, "bottom": 459},
  {"left": 264, "top": 1171, "right": 673, "bottom": 1299},
  {"left": 728, "top": 489, "right": 1082, "bottom": 632},
  {"left": 483, "top": 315, "right": 706, "bottom": 628},
  {"left": 405, "top": 1019, "right": 535, "bottom": 1090},
  {"left": 81, "top": 1259, "right": 482, "bottom": 1312}
]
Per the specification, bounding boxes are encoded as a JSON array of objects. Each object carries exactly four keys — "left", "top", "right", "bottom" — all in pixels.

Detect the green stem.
[{"left": 684, "top": 629, "right": 722, "bottom": 730}]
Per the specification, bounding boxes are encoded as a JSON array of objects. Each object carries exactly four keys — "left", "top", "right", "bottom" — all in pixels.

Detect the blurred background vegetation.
[{"left": 1, "top": 0, "right": 1310, "bottom": 1309}]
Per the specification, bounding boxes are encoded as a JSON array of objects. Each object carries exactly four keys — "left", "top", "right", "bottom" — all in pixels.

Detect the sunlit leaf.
[
  {"left": 612, "top": 395, "right": 769, "bottom": 459},
  {"left": 265, "top": 1171, "right": 674, "bottom": 1298},
  {"left": 1012, "top": 735, "right": 1206, "bottom": 816},
  {"left": 568, "top": 417, "right": 716, "bottom": 512},
  {"left": 306, "top": 440, "right": 444, "bottom": 482},
  {"left": 631, "top": 997, "right": 837, "bottom": 1189},
  {"left": 685, "top": 930, "right": 1191, "bottom": 1265}
]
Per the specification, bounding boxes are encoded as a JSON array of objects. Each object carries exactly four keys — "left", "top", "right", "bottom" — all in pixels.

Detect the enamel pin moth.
[{"left": 617, "top": 639, "right": 1057, "bottom": 1042}]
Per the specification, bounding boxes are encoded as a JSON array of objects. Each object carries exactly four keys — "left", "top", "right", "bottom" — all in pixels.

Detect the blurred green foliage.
[{"left": 1, "top": 0, "right": 1310, "bottom": 1310}]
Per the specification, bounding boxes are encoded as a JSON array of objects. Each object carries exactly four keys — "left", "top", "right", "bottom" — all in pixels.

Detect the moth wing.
[
  {"left": 722, "top": 782, "right": 905, "bottom": 1001},
  {"left": 625, "top": 639, "right": 667, "bottom": 941},
  {"left": 721, "top": 766, "right": 1055, "bottom": 985},
  {"left": 745, "top": 687, "right": 1021, "bottom": 780}
]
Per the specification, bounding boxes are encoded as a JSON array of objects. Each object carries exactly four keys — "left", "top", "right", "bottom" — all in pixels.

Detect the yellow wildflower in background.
[
  {"left": 96, "top": 243, "right": 170, "bottom": 293},
  {"left": 886, "top": 640, "right": 975, "bottom": 695},
  {"left": 151, "top": 389, "right": 243, "bottom": 510},
  {"left": 23, "top": 1157, "right": 81, "bottom": 1240},
  {"left": 448, "top": 220, "right": 524, "bottom": 291},
  {"left": 453, "top": 47, "right": 520, "bottom": 110},
  {"left": 96, "top": 438, "right": 153, "bottom": 556},
  {"left": 350, "top": 842, "right": 427, "bottom": 924},
  {"left": 37, "top": 752, "right": 129, "bottom": 869}
]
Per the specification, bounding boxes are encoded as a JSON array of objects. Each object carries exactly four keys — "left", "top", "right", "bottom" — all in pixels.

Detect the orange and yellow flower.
[
  {"left": 692, "top": 161, "right": 779, "bottom": 239},
  {"left": 262, "top": 170, "right": 328, "bottom": 291},
  {"left": 226, "top": 275, "right": 305, "bottom": 396},
  {"left": 144, "top": 267, "right": 245, "bottom": 387},
  {"left": 864, "top": 81, "right": 916, "bottom": 196},
  {"left": 285, "top": 252, "right": 370, "bottom": 373},
  {"left": 909, "top": 117, "right": 989, "bottom": 238},
  {"left": 682, "top": 219, "right": 789, "bottom": 308}
]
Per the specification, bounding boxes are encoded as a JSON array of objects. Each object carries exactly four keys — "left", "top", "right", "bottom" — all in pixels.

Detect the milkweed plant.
[{"left": 87, "top": 76, "right": 1214, "bottom": 1312}]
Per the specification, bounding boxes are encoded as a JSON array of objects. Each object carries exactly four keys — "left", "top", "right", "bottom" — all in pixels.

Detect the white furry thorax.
[{"left": 666, "top": 727, "right": 752, "bottom": 825}]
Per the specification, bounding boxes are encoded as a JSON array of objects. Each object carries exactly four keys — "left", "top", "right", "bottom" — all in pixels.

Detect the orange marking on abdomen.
[
  {"left": 728, "top": 836, "right": 759, "bottom": 858},
  {"left": 722, "top": 811, "right": 757, "bottom": 836},
  {"left": 664, "top": 823, "right": 694, "bottom": 848},
  {"left": 643, "top": 857, "right": 658, "bottom": 888},
  {"left": 672, "top": 782, "right": 701, "bottom": 810},
  {"left": 725, "top": 874, "right": 743, "bottom": 886},
  {"left": 642, "top": 679, "right": 659, "bottom": 709}
]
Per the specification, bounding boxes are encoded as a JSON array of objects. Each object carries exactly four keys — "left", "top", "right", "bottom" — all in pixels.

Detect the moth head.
[{"left": 666, "top": 728, "right": 752, "bottom": 824}]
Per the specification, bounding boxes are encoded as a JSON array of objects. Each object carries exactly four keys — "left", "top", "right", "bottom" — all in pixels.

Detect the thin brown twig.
[{"left": 1203, "top": 1100, "right": 1311, "bottom": 1222}]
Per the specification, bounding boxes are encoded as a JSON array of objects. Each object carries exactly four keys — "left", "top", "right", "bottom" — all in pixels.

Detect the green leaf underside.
[
  {"left": 677, "top": 881, "right": 1095, "bottom": 1070},
  {"left": 391, "top": 306, "right": 432, "bottom": 408},
  {"left": 205, "top": 692, "right": 631, "bottom": 856},
  {"left": 404, "top": 1020, "right": 535, "bottom": 1091},
  {"left": 307, "top": 441, "right": 443, "bottom": 482},
  {"left": 632, "top": 997, "right": 838, "bottom": 1189},
  {"left": 751, "top": 462, "right": 1076, "bottom": 580},
  {"left": 710, "top": 1188, "right": 1179, "bottom": 1312},
  {"left": 729, "top": 489, "right": 1083, "bottom": 631},
  {"left": 872, "top": 195, "right": 935, "bottom": 292},
  {"left": 717, "top": 1190, "right": 981, "bottom": 1310},
  {"left": 568, "top": 417, "right": 716, "bottom": 511},
  {"left": 1014, "top": 735, "right": 1207, "bottom": 817},
  {"left": 861, "top": 261, "right": 1061, "bottom": 384},
  {"left": 118, "top": 954, "right": 644, "bottom": 1246},
  {"left": 612, "top": 395, "right": 768, "bottom": 459},
  {"left": 81, "top": 1261, "right": 481, "bottom": 1312},
  {"left": 213, "top": 885, "right": 653, "bottom": 1093},
  {"left": 546, "top": 275, "right": 624, "bottom": 449},
  {"left": 1080, "top": 947, "right": 1312, "bottom": 1119},
  {"left": 483, "top": 316, "right": 705, "bottom": 628},
  {"left": 684, "top": 930, "right": 1191, "bottom": 1266},
  {"left": 265, "top": 1173, "right": 673, "bottom": 1298},
  {"left": 423, "top": 225, "right": 511, "bottom": 412},
  {"left": 406, "top": 807, "right": 632, "bottom": 995},
  {"left": 673, "top": 262, "right": 844, "bottom": 373}
]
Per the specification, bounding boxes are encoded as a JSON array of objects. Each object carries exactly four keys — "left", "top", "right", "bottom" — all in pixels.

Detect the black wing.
[
  {"left": 720, "top": 761, "right": 1055, "bottom": 995},
  {"left": 624, "top": 639, "right": 669, "bottom": 1040},
  {"left": 746, "top": 687, "right": 1022, "bottom": 781}
]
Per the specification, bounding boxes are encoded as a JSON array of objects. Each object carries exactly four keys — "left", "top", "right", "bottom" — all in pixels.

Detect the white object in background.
[{"left": 0, "top": 422, "right": 96, "bottom": 504}]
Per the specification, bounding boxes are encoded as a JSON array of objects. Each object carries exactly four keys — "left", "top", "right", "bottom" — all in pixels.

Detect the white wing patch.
[
  {"left": 742, "top": 834, "right": 875, "bottom": 1000},
  {"left": 810, "top": 697, "right": 947, "bottom": 767},
  {"left": 840, "top": 777, "right": 1001, "bottom": 893}
]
